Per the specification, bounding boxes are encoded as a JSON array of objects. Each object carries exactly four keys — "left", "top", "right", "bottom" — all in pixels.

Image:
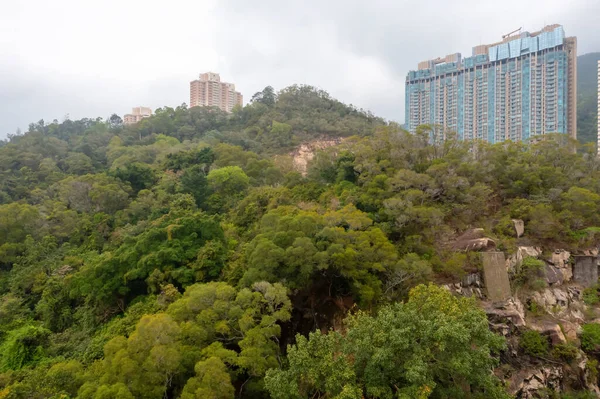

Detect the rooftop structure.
[{"left": 405, "top": 25, "right": 577, "bottom": 142}]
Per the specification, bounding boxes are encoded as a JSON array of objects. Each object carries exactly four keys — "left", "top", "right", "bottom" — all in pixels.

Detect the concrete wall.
[
  {"left": 482, "top": 251, "right": 512, "bottom": 301},
  {"left": 573, "top": 255, "right": 598, "bottom": 287}
]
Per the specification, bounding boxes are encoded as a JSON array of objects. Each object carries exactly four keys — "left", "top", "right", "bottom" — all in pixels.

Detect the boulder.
[
  {"left": 568, "top": 308, "right": 585, "bottom": 324},
  {"left": 519, "top": 246, "right": 542, "bottom": 258},
  {"left": 529, "top": 288, "right": 586, "bottom": 322},
  {"left": 514, "top": 367, "right": 563, "bottom": 398},
  {"left": 506, "top": 253, "right": 519, "bottom": 274},
  {"left": 462, "top": 287, "right": 484, "bottom": 298},
  {"left": 453, "top": 238, "right": 496, "bottom": 252},
  {"left": 512, "top": 219, "right": 525, "bottom": 237},
  {"left": 578, "top": 356, "right": 600, "bottom": 395},
  {"left": 531, "top": 289, "right": 557, "bottom": 309},
  {"left": 506, "top": 246, "right": 543, "bottom": 274},
  {"left": 547, "top": 250, "right": 573, "bottom": 282},
  {"left": 583, "top": 248, "right": 600, "bottom": 257},
  {"left": 489, "top": 321, "right": 511, "bottom": 336},
  {"left": 457, "top": 228, "right": 486, "bottom": 240},
  {"left": 451, "top": 228, "right": 496, "bottom": 252},
  {"left": 549, "top": 249, "right": 571, "bottom": 267},
  {"left": 461, "top": 272, "right": 483, "bottom": 288},
  {"left": 553, "top": 288, "right": 569, "bottom": 307},
  {"left": 545, "top": 264, "right": 564, "bottom": 285},
  {"left": 531, "top": 288, "right": 569, "bottom": 311},
  {"left": 560, "top": 321, "right": 581, "bottom": 341},
  {"left": 510, "top": 367, "right": 564, "bottom": 398},
  {"left": 485, "top": 298, "right": 526, "bottom": 331},
  {"left": 441, "top": 280, "right": 484, "bottom": 299},
  {"left": 531, "top": 322, "right": 567, "bottom": 345},
  {"left": 567, "top": 286, "right": 582, "bottom": 301}
]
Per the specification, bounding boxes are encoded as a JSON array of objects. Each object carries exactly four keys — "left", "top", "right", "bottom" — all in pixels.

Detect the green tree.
[
  {"left": 180, "top": 357, "right": 235, "bottom": 399},
  {"left": 180, "top": 165, "right": 209, "bottom": 208},
  {"left": 206, "top": 166, "right": 250, "bottom": 211},
  {"left": 80, "top": 282, "right": 290, "bottom": 399},
  {"left": 266, "top": 284, "right": 508, "bottom": 399},
  {"left": 0, "top": 325, "right": 51, "bottom": 371},
  {"left": 207, "top": 166, "right": 250, "bottom": 196},
  {"left": 261, "top": 121, "right": 292, "bottom": 149},
  {"left": 112, "top": 162, "right": 156, "bottom": 194},
  {"left": 71, "top": 211, "right": 225, "bottom": 312},
  {"left": 61, "top": 152, "right": 95, "bottom": 175},
  {"left": 251, "top": 86, "right": 277, "bottom": 106},
  {"left": 51, "top": 174, "right": 131, "bottom": 214},
  {"left": 384, "top": 253, "right": 433, "bottom": 299},
  {"left": 561, "top": 186, "right": 600, "bottom": 229},
  {"left": 164, "top": 147, "right": 214, "bottom": 173},
  {"left": 78, "top": 313, "right": 182, "bottom": 399},
  {"left": 240, "top": 205, "right": 398, "bottom": 304},
  {"left": 0, "top": 203, "right": 42, "bottom": 265},
  {"left": 46, "top": 360, "right": 85, "bottom": 397}
]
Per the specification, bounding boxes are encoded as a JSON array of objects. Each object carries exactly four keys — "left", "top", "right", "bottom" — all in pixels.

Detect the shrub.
[
  {"left": 570, "top": 227, "right": 600, "bottom": 248},
  {"left": 515, "top": 257, "right": 547, "bottom": 290},
  {"left": 581, "top": 324, "right": 600, "bottom": 352},
  {"left": 0, "top": 325, "right": 51, "bottom": 371},
  {"left": 493, "top": 216, "right": 516, "bottom": 238},
  {"left": 520, "top": 330, "right": 549, "bottom": 357},
  {"left": 530, "top": 278, "right": 548, "bottom": 291},
  {"left": 433, "top": 252, "right": 467, "bottom": 280},
  {"left": 561, "top": 391, "right": 598, "bottom": 399},
  {"left": 527, "top": 299, "right": 543, "bottom": 316},
  {"left": 582, "top": 285, "right": 600, "bottom": 306},
  {"left": 552, "top": 342, "right": 579, "bottom": 361},
  {"left": 586, "top": 359, "right": 599, "bottom": 386}
]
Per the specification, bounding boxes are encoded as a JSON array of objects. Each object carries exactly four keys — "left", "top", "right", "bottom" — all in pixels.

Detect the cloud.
[{"left": 1, "top": 0, "right": 599, "bottom": 137}]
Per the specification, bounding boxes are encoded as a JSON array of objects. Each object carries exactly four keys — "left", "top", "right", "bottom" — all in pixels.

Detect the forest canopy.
[{"left": 0, "top": 85, "right": 599, "bottom": 398}]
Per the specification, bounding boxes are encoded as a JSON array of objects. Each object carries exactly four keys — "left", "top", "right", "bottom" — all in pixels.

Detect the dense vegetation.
[
  {"left": 1, "top": 85, "right": 600, "bottom": 398},
  {"left": 577, "top": 52, "right": 600, "bottom": 144}
]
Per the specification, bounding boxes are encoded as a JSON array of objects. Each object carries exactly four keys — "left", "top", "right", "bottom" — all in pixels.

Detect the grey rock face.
[{"left": 512, "top": 219, "right": 525, "bottom": 237}]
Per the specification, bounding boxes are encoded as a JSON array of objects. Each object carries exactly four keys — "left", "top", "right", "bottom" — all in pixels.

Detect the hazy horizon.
[{"left": 2, "top": 0, "right": 599, "bottom": 138}]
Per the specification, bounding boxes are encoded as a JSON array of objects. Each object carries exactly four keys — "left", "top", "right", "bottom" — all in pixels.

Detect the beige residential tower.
[
  {"left": 123, "top": 107, "right": 152, "bottom": 125},
  {"left": 190, "top": 72, "right": 243, "bottom": 113}
]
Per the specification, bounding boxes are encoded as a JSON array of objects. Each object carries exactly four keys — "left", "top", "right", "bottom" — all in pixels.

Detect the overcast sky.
[{"left": 1, "top": 0, "right": 599, "bottom": 138}]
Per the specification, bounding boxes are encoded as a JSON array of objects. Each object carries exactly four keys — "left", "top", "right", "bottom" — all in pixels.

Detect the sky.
[{"left": 1, "top": 0, "right": 599, "bottom": 138}]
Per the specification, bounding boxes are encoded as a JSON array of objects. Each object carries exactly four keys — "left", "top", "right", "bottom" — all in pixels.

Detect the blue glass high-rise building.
[{"left": 405, "top": 25, "right": 577, "bottom": 142}]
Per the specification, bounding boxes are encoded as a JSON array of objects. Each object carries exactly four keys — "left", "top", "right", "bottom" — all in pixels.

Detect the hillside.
[
  {"left": 2, "top": 86, "right": 600, "bottom": 398},
  {"left": 577, "top": 52, "right": 600, "bottom": 144}
]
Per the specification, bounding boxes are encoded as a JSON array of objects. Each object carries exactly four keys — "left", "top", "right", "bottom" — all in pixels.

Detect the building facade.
[
  {"left": 190, "top": 72, "right": 243, "bottom": 113},
  {"left": 123, "top": 106, "right": 152, "bottom": 125},
  {"left": 405, "top": 25, "right": 577, "bottom": 142}
]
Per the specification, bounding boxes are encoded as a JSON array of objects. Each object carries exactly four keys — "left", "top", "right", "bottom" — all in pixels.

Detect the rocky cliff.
[
  {"left": 445, "top": 224, "right": 600, "bottom": 398},
  {"left": 290, "top": 137, "right": 343, "bottom": 175}
]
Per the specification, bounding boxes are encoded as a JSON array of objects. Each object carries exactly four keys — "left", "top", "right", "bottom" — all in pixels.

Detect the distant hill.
[{"left": 577, "top": 52, "right": 600, "bottom": 144}]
